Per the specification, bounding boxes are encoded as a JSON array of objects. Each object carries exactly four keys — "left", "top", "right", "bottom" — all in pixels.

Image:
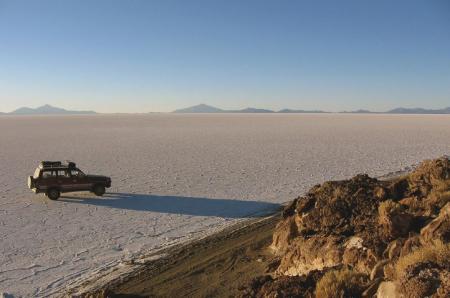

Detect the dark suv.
[{"left": 28, "top": 161, "right": 111, "bottom": 200}]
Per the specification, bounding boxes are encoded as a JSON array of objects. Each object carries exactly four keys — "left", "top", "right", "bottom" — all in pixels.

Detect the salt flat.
[{"left": 0, "top": 113, "right": 449, "bottom": 296}]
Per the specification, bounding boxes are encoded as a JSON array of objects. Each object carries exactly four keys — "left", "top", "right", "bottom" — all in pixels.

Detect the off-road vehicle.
[{"left": 27, "top": 161, "right": 112, "bottom": 200}]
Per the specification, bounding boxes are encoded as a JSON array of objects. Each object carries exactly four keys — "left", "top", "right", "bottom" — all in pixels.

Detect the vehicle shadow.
[{"left": 59, "top": 192, "right": 281, "bottom": 218}]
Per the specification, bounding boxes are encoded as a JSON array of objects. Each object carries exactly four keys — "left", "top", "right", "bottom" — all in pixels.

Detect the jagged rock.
[
  {"left": 420, "top": 203, "right": 450, "bottom": 244},
  {"left": 387, "top": 178, "right": 409, "bottom": 200},
  {"left": 383, "top": 262, "right": 396, "bottom": 281},
  {"left": 376, "top": 281, "right": 400, "bottom": 298},
  {"left": 370, "top": 259, "right": 389, "bottom": 281},
  {"left": 342, "top": 237, "right": 378, "bottom": 274},
  {"left": 378, "top": 200, "right": 413, "bottom": 240},
  {"left": 400, "top": 235, "right": 421, "bottom": 257},
  {"left": 276, "top": 236, "right": 343, "bottom": 276},
  {"left": 383, "top": 238, "right": 404, "bottom": 260},
  {"left": 270, "top": 216, "right": 298, "bottom": 254},
  {"left": 296, "top": 174, "right": 383, "bottom": 238},
  {"left": 282, "top": 198, "right": 298, "bottom": 218},
  {"left": 374, "top": 186, "right": 388, "bottom": 200},
  {"left": 362, "top": 277, "right": 383, "bottom": 297},
  {"left": 407, "top": 157, "right": 450, "bottom": 197}
]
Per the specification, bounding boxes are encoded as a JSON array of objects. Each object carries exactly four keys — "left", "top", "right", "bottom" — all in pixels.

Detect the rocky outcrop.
[
  {"left": 420, "top": 203, "right": 450, "bottom": 244},
  {"left": 376, "top": 281, "right": 399, "bottom": 298},
  {"left": 241, "top": 157, "right": 450, "bottom": 298},
  {"left": 276, "top": 236, "right": 343, "bottom": 276}
]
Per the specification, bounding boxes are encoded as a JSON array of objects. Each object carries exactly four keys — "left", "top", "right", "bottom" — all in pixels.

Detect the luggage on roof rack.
[
  {"left": 40, "top": 161, "right": 62, "bottom": 168},
  {"left": 40, "top": 161, "right": 76, "bottom": 168}
]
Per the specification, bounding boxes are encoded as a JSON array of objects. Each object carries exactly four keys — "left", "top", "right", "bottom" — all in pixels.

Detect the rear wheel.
[
  {"left": 93, "top": 184, "right": 105, "bottom": 196},
  {"left": 46, "top": 188, "right": 60, "bottom": 200}
]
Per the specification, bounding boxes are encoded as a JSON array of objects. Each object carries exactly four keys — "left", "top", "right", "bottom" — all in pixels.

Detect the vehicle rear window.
[
  {"left": 42, "top": 171, "right": 57, "bottom": 178},
  {"left": 58, "top": 170, "right": 69, "bottom": 177}
]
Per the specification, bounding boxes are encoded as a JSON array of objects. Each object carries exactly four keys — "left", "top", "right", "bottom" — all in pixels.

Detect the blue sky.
[{"left": 0, "top": 0, "right": 449, "bottom": 112}]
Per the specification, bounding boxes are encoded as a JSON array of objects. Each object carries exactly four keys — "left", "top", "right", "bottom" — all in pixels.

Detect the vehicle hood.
[{"left": 86, "top": 174, "right": 110, "bottom": 180}]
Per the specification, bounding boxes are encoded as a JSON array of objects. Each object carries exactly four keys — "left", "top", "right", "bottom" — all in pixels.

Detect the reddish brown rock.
[
  {"left": 370, "top": 259, "right": 389, "bottom": 281},
  {"left": 270, "top": 216, "right": 298, "bottom": 254},
  {"left": 376, "top": 281, "right": 400, "bottom": 298},
  {"left": 407, "top": 157, "right": 450, "bottom": 197},
  {"left": 383, "top": 238, "right": 405, "bottom": 260},
  {"left": 342, "top": 237, "right": 379, "bottom": 274},
  {"left": 378, "top": 200, "right": 413, "bottom": 240},
  {"left": 400, "top": 235, "right": 422, "bottom": 257},
  {"left": 276, "top": 236, "right": 343, "bottom": 276},
  {"left": 420, "top": 203, "right": 450, "bottom": 244}
]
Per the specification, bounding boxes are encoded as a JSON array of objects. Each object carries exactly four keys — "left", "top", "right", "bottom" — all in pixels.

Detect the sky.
[{"left": 0, "top": 0, "right": 449, "bottom": 113}]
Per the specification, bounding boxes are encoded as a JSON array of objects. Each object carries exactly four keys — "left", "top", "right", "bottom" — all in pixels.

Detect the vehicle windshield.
[{"left": 33, "top": 168, "right": 40, "bottom": 178}]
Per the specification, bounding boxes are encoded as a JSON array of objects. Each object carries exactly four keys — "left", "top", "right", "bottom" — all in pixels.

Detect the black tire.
[
  {"left": 46, "top": 188, "right": 60, "bottom": 200},
  {"left": 93, "top": 184, "right": 106, "bottom": 196}
]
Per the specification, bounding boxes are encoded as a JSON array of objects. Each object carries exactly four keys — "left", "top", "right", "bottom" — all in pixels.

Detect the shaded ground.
[
  {"left": 87, "top": 214, "right": 281, "bottom": 298},
  {"left": 60, "top": 193, "right": 279, "bottom": 218}
]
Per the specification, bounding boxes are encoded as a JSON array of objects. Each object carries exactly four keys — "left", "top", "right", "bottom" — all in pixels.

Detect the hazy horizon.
[
  {"left": 1, "top": 0, "right": 449, "bottom": 113},
  {"left": 2, "top": 102, "right": 450, "bottom": 114}
]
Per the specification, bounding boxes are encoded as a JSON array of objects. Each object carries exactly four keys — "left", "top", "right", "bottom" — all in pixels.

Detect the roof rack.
[{"left": 39, "top": 161, "right": 76, "bottom": 169}]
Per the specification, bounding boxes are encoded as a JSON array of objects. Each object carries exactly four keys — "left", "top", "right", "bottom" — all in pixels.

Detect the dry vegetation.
[
  {"left": 394, "top": 240, "right": 450, "bottom": 279},
  {"left": 315, "top": 268, "right": 368, "bottom": 298},
  {"left": 378, "top": 200, "right": 403, "bottom": 218}
]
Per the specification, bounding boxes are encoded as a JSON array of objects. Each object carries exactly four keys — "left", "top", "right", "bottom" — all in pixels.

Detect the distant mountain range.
[
  {"left": 2, "top": 104, "right": 96, "bottom": 115},
  {"left": 174, "top": 104, "right": 326, "bottom": 114},
  {"left": 386, "top": 107, "right": 450, "bottom": 114},
  {"left": 174, "top": 104, "right": 450, "bottom": 114},
  {"left": 1, "top": 104, "right": 449, "bottom": 115}
]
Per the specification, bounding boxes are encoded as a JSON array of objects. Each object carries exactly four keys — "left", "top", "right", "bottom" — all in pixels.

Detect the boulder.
[
  {"left": 370, "top": 259, "right": 389, "bottom": 281},
  {"left": 378, "top": 201, "right": 413, "bottom": 240},
  {"left": 400, "top": 236, "right": 421, "bottom": 257},
  {"left": 342, "top": 237, "right": 378, "bottom": 274},
  {"left": 420, "top": 203, "right": 450, "bottom": 244},
  {"left": 383, "top": 238, "right": 404, "bottom": 260},
  {"left": 276, "top": 236, "right": 343, "bottom": 276},
  {"left": 270, "top": 216, "right": 298, "bottom": 254},
  {"left": 362, "top": 277, "right": 383, "bottom": 297},
  {"left": 407, "top": 157, "right": 450, "bottom": 197},
  {"left": 376, "top": 281, "right": 400, "bottom": 298}
]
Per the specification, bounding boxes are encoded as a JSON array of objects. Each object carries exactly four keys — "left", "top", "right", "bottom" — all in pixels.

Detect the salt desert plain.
[{"left": 1, "top": 113, "right": 450, "bottom": 296}]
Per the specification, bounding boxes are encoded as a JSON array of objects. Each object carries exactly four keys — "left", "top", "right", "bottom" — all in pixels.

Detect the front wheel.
[
  {"left": 46, "top": 188, "right": 60, "bottom": 200},
  {"left": 93, "top": 185, "right": 105, "bottom": 196}
]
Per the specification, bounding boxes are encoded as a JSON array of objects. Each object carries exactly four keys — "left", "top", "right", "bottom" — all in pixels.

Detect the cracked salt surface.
[{"left": 1, "top": 113, "right": 449, "bottom": 296}]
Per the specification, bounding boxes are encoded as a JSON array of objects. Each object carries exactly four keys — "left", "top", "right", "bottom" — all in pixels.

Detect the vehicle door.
[
  {"left": 57, "top": 169, "right": 72, "bottom": 192},
  {"left": 39, "top": 170, "right": 57, "bottom": 191},
  {"left": 69, "top": 169, "right": 91, "bottom": 191}
]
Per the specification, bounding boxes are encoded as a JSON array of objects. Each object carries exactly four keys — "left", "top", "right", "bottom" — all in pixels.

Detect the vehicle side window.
[
  {"left": 58, "top": 170, "right": 69, "bottom": 177},
  {"left": 70, "top": 170, "right": 84, "bottom": 177},
  {"left": 42, "top": 171, "right": 56, "bottom": 178}
]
